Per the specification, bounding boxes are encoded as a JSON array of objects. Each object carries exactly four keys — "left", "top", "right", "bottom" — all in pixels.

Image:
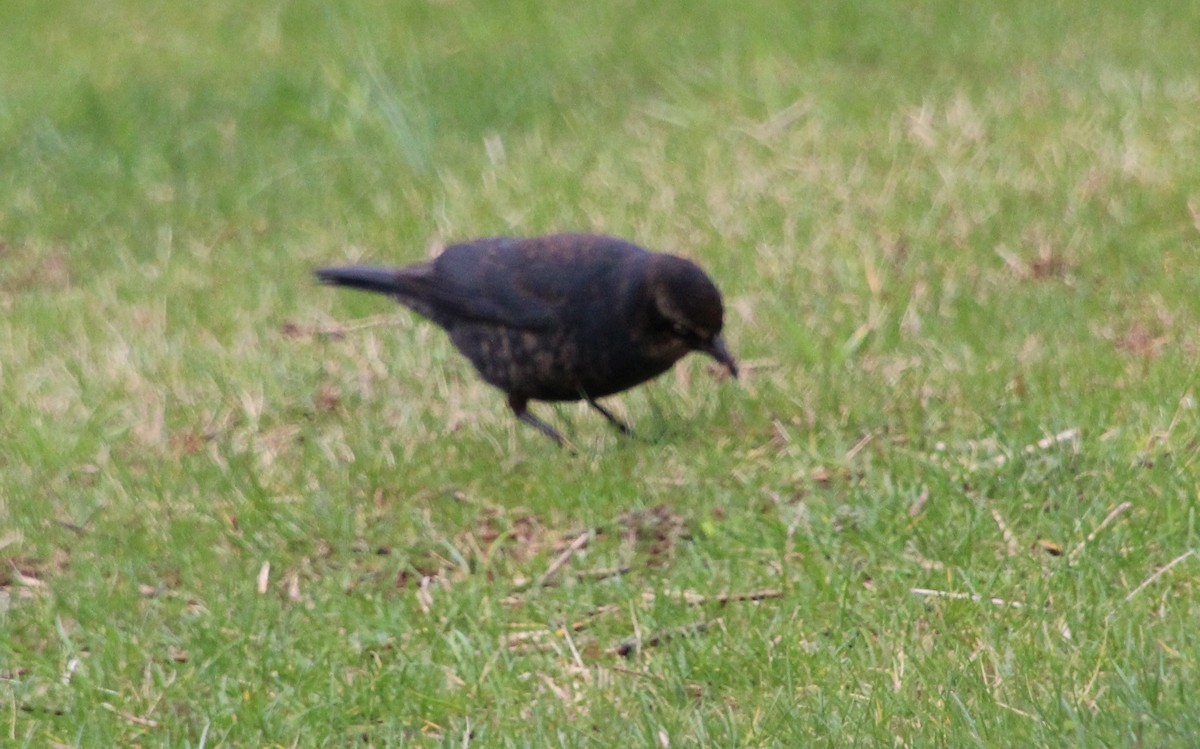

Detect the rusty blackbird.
[{"left": 315, "top": 233, "right": 737, "bottom": 445}]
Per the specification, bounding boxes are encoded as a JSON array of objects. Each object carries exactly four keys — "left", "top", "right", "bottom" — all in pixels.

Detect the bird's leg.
[
  {"left": 508, "top": 395, "right": 566, "bottom": 446},
  {"left": 586, "top": 398, "right": 633, "bottom": 436}
]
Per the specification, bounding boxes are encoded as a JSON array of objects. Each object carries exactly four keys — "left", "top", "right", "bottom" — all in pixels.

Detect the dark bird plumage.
[{"left": 315, "top": 233, "right": 737, "bottom": 445}]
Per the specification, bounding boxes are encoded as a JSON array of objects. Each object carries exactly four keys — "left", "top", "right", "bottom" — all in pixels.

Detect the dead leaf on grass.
[
  {"left": 472, "top": 510, "right": 547, "bottom": 564},
  {"left": 1033, "top": 539, "right": 1065, "bottom": 557},
  {"left": 618, "top": 505, "right": 687, "bottom": 566}
]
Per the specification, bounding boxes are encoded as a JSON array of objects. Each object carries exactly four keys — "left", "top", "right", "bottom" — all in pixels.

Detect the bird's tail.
[{"left": 314, "top": 266, "right": 408, "bottom": 296}]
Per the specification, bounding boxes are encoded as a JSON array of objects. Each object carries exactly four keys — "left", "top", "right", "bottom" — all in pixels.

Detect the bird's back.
[{"left": 421, "top": 235, "right": 649, "bottom": 328}]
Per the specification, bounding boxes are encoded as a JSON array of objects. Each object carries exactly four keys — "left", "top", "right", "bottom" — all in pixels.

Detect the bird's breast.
[
  {"left": 446, "top": 324, "right": 684, "bottom": 402},
  {"left": 448, "top": 325, "right": 582, "bottom": 400}
]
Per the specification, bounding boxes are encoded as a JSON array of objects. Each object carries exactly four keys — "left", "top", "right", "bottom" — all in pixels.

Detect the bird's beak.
[{"left": 702, "top": 335, "right": 739, "bottom": 379}]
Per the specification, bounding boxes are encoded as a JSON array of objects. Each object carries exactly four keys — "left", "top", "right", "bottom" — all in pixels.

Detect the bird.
[{"left": 315, "top": 233, "right": 737, "bottom": 445}]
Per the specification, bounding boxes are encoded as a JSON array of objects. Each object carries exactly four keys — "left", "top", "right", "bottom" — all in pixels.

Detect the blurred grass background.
[{"left": 3, "top": 0, "right": 1200, "bottom": 745}]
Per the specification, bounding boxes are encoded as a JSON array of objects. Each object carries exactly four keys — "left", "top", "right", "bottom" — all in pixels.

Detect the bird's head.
[{"left": 646, "top": 255, "right": 739, "bottom": 378}]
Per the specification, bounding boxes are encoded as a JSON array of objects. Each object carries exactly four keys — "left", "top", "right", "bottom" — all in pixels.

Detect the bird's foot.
[
  {"left": 587, "top": 399, "right": 635, "bottom": 437},
  {"left": 509, "top": 396, "right": 569, "bottom": 448}
]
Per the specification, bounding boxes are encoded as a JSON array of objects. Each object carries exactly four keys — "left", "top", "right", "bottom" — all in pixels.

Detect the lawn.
[{"left": 3, "top": 0, "right": 1200, "bottom": 746}]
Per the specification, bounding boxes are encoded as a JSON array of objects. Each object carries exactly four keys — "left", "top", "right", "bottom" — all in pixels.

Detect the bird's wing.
[{"left": 422, "top": 237, "right": 623, "bottom": 330}]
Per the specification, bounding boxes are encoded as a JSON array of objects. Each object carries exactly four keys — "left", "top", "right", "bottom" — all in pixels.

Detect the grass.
[{"left": 3, "top": 0, "right": 1200, "bottom": 745}]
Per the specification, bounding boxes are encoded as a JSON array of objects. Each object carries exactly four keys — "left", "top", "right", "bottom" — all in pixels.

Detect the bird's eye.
[{"left": 670, "top": 322, "right": 690, "bottom": 338}]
